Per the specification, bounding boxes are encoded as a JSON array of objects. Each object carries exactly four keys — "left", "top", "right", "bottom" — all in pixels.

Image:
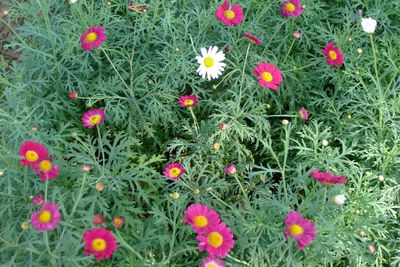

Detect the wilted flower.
[
  {"left": 96, "top": 182, "right": 105, "bottom": 192},
  {"left": 333, "top": 194, "right": 346, "bottom": 206},
  {"left": 244, "top": 32, "right": 262, "bottom": 45},
  {"left": 299, "top": 107, "right": 309, "bottom": 121},
  {"left": 112, "top": 216, "right": 125, "bottom": 228}
]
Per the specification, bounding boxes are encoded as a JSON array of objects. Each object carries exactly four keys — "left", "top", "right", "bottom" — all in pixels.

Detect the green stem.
[
  {"left": 237, "top": 44, "right": 251, "bottom": 111},
  {"left": 96, "top": 125, "right": 106, "bottom": 177},
  {"left": 69, "top": 173, "right": 87, "bottom": 218},
  {"left": 282, "top": 39, "right": 296, "bottom": 65},
  {"left": 101, "top": 47, "right": 130, "bottom": 91},
  {"left": 209, "top": 191, "right": 245, "bottom": 221},
  {"left": 227, "top": 254, "right": 250, "bottom": 266},
  {"left": 233, "top": 174, "right": 249, "bottom": 203},
  {"left": 116, "top": 231, "right": 144, "bottom": 260},
  {"left": 369, "top": 35, "right": 383, "bottom": 128},
  {"left": 44, "top": 178, "right": 49, "bottom": 202},
  {"left": 266, "top": 114, "right": 297, "bottom": 118},
  {"left": 188, "top": 108, "right": 200, "bottom": 134},
  {"left": 214, "top": 69, "right": 241, "bottom": 89}
]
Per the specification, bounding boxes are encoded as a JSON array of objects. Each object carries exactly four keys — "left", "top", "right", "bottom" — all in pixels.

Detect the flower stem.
[
  {"left": 227, "top": 254, "right": 250, "bottom": 266},
  {"left": 237, "top": 44, "right": 251, "bottom": 111},
  {"left": 69, "top": 173, "right": 87, "bottom": 218},
  {"left": 369, "top": 34, "right": 383, "bottom": 128},
  {"left": 116, "top": 231, "right": 144, "bottom": 260},
  {"left": 189, "top": 108, "right": 200, "bottom": 134},
  {"left": 282, "top": 38, "right": 296, "bottom": 65},
  {"left": 96, "top": 125, "right": 106, "bottom": 177},
  {"left": 233, "top": 174, "right": 249, "bottom": 203},
  {"left": 44, "top": 178, "right": 49, "bottom": 202},
  {"left": 101, "top": 47, "right": 130, "bottom": 91}
]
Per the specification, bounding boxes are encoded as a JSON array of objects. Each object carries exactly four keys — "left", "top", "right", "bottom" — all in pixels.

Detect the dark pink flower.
[
  {"left": 200, "top": 256, "right": 225, "bottom": 267},
  {"left": 80, "top": 26, "right": 107, "bottom": 51},
  {"left": 32, "top": 194, "right": 44, "bottom": 206},
  {"left": 81, "top": 109, "right": 106, "bottom": 128},
  {"left": 178, "top": 95, "right": 199, "bottom": 108},
  {"left": 18, "top": 141, "right": 48, "bottom": 167},
  {"left": 164, "top": 162, "right": 185, "bottom": 180},
  {"left": 215, "top": 1, "right": 244, "bottom": 26},
  {"left": 244, "top": 32, "right": 262, "bottom": 45},
  {"left": 197, "top": 223, "right": 234, "bottom": 258},
  {"left": 299, "top": 107, "right": 309, "bottom": 121},
  {"left": 183, "top": 204, "right": 221, "bottom": 234},
  {"left": 225, "top": 164, "right": 237, "bottom": 175},
  {"left": 253, "top": 62, "right": 283, "bottom": 91},
  {"left": 31, "top": 202, "right": 61, "bottom": 231},
  {"left": 280, "top": 0, "right": 303, "bottom": 18},
  {"left": 323, "top": 42, "right": 344, "bottom": 67},
  {"left": 284, "top": 210, "right": 316, "bottom": 250},
  {"left": 83, "top": 228, "right": 118, "bottom": 260},
  {"left": 33, "top": 159, "right": 59, "bottom": 181},
  {"left": 309, "top": 169, "right": 347, "bottom": 186}
]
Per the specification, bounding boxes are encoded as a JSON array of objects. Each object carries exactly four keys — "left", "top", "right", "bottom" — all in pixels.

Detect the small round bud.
[
  {"left": 212, "top": 85, "right": 218, "bottom": 90},
  {"left": 378, "top": 175, "right": 384, "bottom": 182},
  {"left": 86, "top": 102, "right": 92, "bottom": 108},
  {"left": 206, "top": 187, "right": 213, "bottom": 192},
  {"left": 266, "top": 104, "right": 271, "bottom": 109},
  {"left": 355, "top": 70, "right": 360, "bottom": 75},
  {"left": 357, "top": 48, "right": 363, "bottom": 54},
  {"left": 333, "top": 194, "right": 346, "bottom": 206},
  {"left": 68, "top": 91, "right": 78, "bottom": 100},
  {"left": 82, "top": 165, "right": 91, "bottom": 172},
  {"left": 31, "top": 126, "right": 38, "bottom": 131},
  {"left": 71, "top": 132, "right": 77, "bottom": 138},
  {"left": 301, "top": 4, "right": 305, "bottom": 8},
  {"left": 364, "top": 171, "right": 371, "bottom": 176},
  {"left": 148, "top": 79, "right": 153, "bottom": 85},
  {"left": 175, "top": 48, "right": 179, "bottom": 52},
  {"left": 359, "top": 230, "right": 366, "bottom": 237},
  {"left": 347, "top": 114, "right": 352, "bottom": 119},
  {"left": 322, "top": 139, "right": 329, "bottom": 146},
  {"left": 169, "top": 192, "right": 180, "bottom": 200},
  {"left": 92, "top": 214, "right": 105, "bottom": 225},
  {"left": 0, "top": 171, "right": 4, "bottom": 176},
  {"left": 225, "top": 164, "right": 237, "bottom": 176},
  {"left": 281, "top": 119, "right": 289, "bottom": 125},
  {"left": 348, "top": 37, "right": 352, "bottom": 42},
  {"left": 213, "top": 143, "right": 221, "bottom": 150},
  {"left": 3, "top": 10, "right": 9, "bottom": 16},
  {"left": 193, "top": 188, "right": 200, "bottom": 194},
  {"left": 293, "top": 31, "right": 302, "bottom": 39},
  {"left": 368, "top": 244, "right": 376, "bottom": 254},
  {"left": 355, "top": 209, "right": 361, "bottom": 215},
  {"left": 96, "top": 182, "right": 105, "bottom": 192},
  {"left": 29, "top": 195, "right": 34, "bottom": 200},
  {"left": 21, "top": 222, "right": 30, "bottom": 230},
  {"left": 219, "top": 122, "right": 228, "bottom": 131}
]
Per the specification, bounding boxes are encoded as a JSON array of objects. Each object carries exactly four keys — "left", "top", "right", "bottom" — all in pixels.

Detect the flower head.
[
  {"left": 83, "top": 228, "right": 118, "bottom": 260},
  {"left": 225, "top": 164, "right": 237, "bottom": 176},
  {"left": 215, "top": 1, "right": 244, "bottom": 26},
  {"left": 309, "top": 169, "right": 347, "bottom": 186},
  {"left": 32, "top": 194, "right": 44, "bottom": 206},
  {"left": 31, "top": 202, "right": 61, "bottom": 231},
  {"left": 244, "top": 32, "right": 262, "bottom": 45},
  {"left": 19, "top": 141, "right": 48, "bottom": 167},
  {"left": 284, "top": 210, "right": 316, "bottom": 250},
  {"left": 81, "top": 108, "right": 106, "bottom": 128},
  {"left": 280, "top": 0, "right": 303, "bottom": 18},
  {"left": 80, "top": 26, "right": 106, "bottom": 51},
  {"left": 361, "top": 17, "right": 377, "bottom": 34},
  {"left": 197, "top": 222, "right": 234, "bottom": 258},
  {"left": 183, "top": 204, "right": 221, "bottom": 234},
  {"left": 333, "top": 194, "right": 346, "bottom": 206},
  {"left": 112, "top": 216, "right": 125, "bottom": 228},
  {"left": 164, "top": 162, "right": 185, "bottom": 180},
  {"left": 299, "top": 107, "right": 309, "bottom": 121},
  {"left": 323, "top": 42, "right": 344, "bottom": 67},
  {"left": 253, "top": 62, "right": 283, "bottom": 91},
  {"left": 293, "top": 31, "right": 302, "bottom": 39},
  {"left": 196, "top": 46, "right": 226, "bottom": 81},
  {"left": 33, "top": 159, "right": 59, "bottom": 181},
  {"left": 93, "top": 214, "right": 105, "bottom": 225},
  {"left": 200, "top": 256, "right": 225, "bottom": 267},
  {"left": 178, "top": 95, "right": 199, "bottom": 108}
]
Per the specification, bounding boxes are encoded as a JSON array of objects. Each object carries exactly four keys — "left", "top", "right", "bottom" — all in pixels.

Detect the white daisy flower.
[
  {"left": 361, "top": 17, "right": 377, "bottom": 34},
  {"left": 196, "top": 46, "right": 226, "bottom": 81}
]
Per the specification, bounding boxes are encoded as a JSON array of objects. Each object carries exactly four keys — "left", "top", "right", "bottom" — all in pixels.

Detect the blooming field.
[{"left": 0, "top": 0, "right": 400, "bottom": 266}]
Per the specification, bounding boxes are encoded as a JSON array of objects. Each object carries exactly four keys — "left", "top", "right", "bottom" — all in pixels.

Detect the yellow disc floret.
[
  {"left": 89, "top": 115, "right": 101, "bottom": 125},
  {"left": 86, "top": 32, "right": 98, "bottom": 43},
  {"left": 208, "top": 232, "right": 223, "bottom": 248},
  {"left": 285, "top": 3, "right": 296, "bottom": 12},
  {"left": 194, "top": 215, "right": 208, "bottom": 227},
  {"left": 224, "top": 10, "right": 235, "bottom": 19},
  {"left": 328, "top": 50, "right": 337, "bottom": 60},
  {"left": 289, "top": 224, "right": 304, "bottom": 236},
  {"left": 262, "top": 72, "right": 273, "bottom": 82},
  {"left": 91, "top": 238, "right": 107, "bottom": 251},
  {"left": 39, "top": 160, "right": 52, "bottom": 172},
  {"left": 204, "top": 57, "right": 214, "bottom": 68},
  {"left": 25, "top": 150, "right": 39, "bottom": 162},
  {"left": 38, "top": 210, "right": 52, "bottom": 223}
]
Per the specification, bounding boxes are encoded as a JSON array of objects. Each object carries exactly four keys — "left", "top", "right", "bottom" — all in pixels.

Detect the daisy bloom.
[
  {"left": 197, "top": 222, "right": 234, "bottom": 258},
  {"left": 164, "top": 162, "right": 185, "bottom": 180},
  {"left": 31, "top": 202, "right": 61, "bottom": 231},
  {"left": 93, "top": 214, "right": 105, "bottom": 225},
  {"left": 253, "top": 62, "right": 283, "bottom": 91},
  {"left": 309, "top": 169, "right": 347, "bottom": 186},
  {"left": 178, "top": 95, "right": 199, "bottom": 108},
  {"left": 33, "top": 159, "right": 59, "bottom": 181},
  {"left": 32, "top": 194, "right": 44, "bottom": 206},
  {"left": 323, "top": 42, "right": 344, "bottom": 67},
  {"left": 112, "top": 216, "right": 124, "bottom": 228},
  {"left": 80, "top": 26, "right": 107, "bottom": 51},
  {"left": 284, "top": 211, "right": 316, "bottom": 250},
  {"left": 200, "top": 256, "right": 225, "bottom": 267},
  {"left": 196, "top": 46, "right": 226, "bottom": 81},
  {"left": 361, "top": 17, "right": 377, "bottom": 34},
  {"left": 244, "top": 32, "right": 262, "bottom": 45},
  {"left": 215, "top": 1, "right": 244, "bottom": 26},
  {"left": 83, "top": 228, "right": 118, "bottom": 260},
  {"left": 18, "top": 141, "right": 48, "bottom": 167},
  {"left": 81, "top": 108, "right": 106, "bottom": 128},
  {"left": 183, "top": 204, "right": 221, "bottom": 234},
  {"left": 280, "top": 0, "right": 304, "bottom": 18},
  {"left": 225, "top": 164, "right": 236, "bottom": 176},
  {"left": 299, "top": 107, "right": 309, "bottom": 121}
]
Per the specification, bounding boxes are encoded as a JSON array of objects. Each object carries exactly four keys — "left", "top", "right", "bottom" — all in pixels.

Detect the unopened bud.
[
  {"left": 357, "top": 48, "right": 363, "bottom": 54},
  {"left": 213, "top": 143, "right": 221, "bottom": 150},
  {"left": 21, "top": 222, "right": 30, "bottom": 230},
  {"left": 281, "top": 119, "right": 289, "bottom": 125},
  {"left": 193, "top": 188, "right": 200, "bottom": 194},
  {"left": 169, "top": 192, "right": 180, "bottom": 200},
  {"left": 96, "top": 182, "right": 105, "bottom": 192},
  {"left": 378, "top": 175, "right": 384, "bottom": 182},
  {"left": 322, "top": 139, "right": 329, "bottom": 146}
]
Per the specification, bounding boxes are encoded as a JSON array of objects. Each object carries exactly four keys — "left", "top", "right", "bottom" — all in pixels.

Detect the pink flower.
[
  {"left": 244, "top": 32, "right": 262, "bottom": 45},
  {"left": 215, "top": 1, "right": 244, "bottom": 26},
  {"left": 253, "top": 62, "right": 283, "bottom": 91},
  {"left": 323, "top": 42, "right": 344, "bottom": 67},
  {"left": 112, "top": 216, "right": 125, "bottom": 228},
  {"left": 33, "top": 159, "right": 59, "bottom": 181},
  {"left": 31, "top": 202, "right": 61, "bottom": 231},
  {"left": 32, "top": 194, "right": 44, "bottom": 206},
  {"left": 293, "top": 31, "right": 302, "bottom": 39},
  {"left": 284, "top": 210, "right": 316, "bottom": 250},
  {"left": 164, "top": 162, "right": 185, "bottom": 180},
  {"left": 183, "top": 204, "right": 221, "bottom": 234},
  {"left": 200, "top": 256, "right": 225, "bottom": 267},
  {"left": 83, "top": 228, "right": 118, "bottom": 260},
  {"left": 82, "top": 165, "right": 91, "bottom": 172},
  {"left": 93, "top": 214, "right": 105, "bottom": 225},
  {"left": 280, "top": 0, "right": 304, "bottom": 18},
  {"left": 178, "top": 95, "right": 199, "bottom": 108},
  {"left": 18, "top": 141, "right": 48, "bottom": 167},
  {"left": 81, "top": 108, "right": 106, "bottom": 128},
  {"left": 309, "top": 169, "right": 347, "bottom": 186},
  {"left": 368, "top": 244, "right": 377, "bottom": 254},
  {"left": 219, "top": 122, "right": 228, "bottom": 131},
  {"left": 225, "top": 164, "right": 237, "bottom": 176},
  {"left": 197, "top": 222, "right": 234, "bottom": 258},
  {"left": 68, "top": 91, "right": 78, "bottom": 100},
  {"left": 299, "top": 107, "right": 309, "bottom": 121},
  {"left": 80, "top": 26, "right": 107, "bottom": 51}
]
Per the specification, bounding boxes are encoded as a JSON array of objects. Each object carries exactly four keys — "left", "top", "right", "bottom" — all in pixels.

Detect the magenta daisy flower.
[
  {"left": 309, "top": 169, "right": 347, "bottom": 186},
  {"left": 299, "top": 107, "right": 309, "bottom": 121},
  {"left": 31, "top": 202, "right": 61, "bottom": 231},
  {"left": 80, "top": 26, "right": 107, "bottom": 51},
  {"left": 183, "top": 204, "right": 221, "bottom": 234},
  {"left": 81, "top": 108, "right": 106, "bottom": 128},
  {"left": 178, "top": 95, "right": 199, "bottom": 108},
  {"left": 280, "top": 0, "right": 304, "bottom": 18},
  {"left": 18, "top": 141, "right": 48, "bottom": 167},
  {"left": 32, "top": 194, "right": 44, "bottom": 206},
  {"left": 225, "top": 164, "right": 237, "bottom": 176},
  {"left": 244, "top": 32, "right": 262, "bottom": 45},
  {"left": 323, "top": 42, "right": 344, "bottom": 67},
  {"left": 33, "top": 159, "right": 59, "bottom": 181},
  {"left": 112, "top": 216, "right": 124, "bottom": 228},
  {"left": 253, "top": 62, "right": 283, "bottom": 91},
  {"left": 284, "top": 210, "right": 316, "bottom": 250},
  {"left": 83, "top": 228, "right": 118, "bottom": 260},
  {"left": 164, "top": 162, "right": 185, "bottom": 180},
  {"left": 215, "top": 1, "right": 244, "bottom": 26},
  {"left": 197, "top": 223, "right": 234, "bottom": 258},
  {"left": 200, "top": 256, "right": 225, "bottom": 267}
]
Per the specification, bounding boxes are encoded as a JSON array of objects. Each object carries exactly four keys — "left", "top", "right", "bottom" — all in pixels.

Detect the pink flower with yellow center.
[
  {"left": 215, "top": 1, "right": 244, "bottom": 26},
  {"left": 299, "top": 107, "right": 309, "bottom": 121},
  {"left": 200, "top": 256, "right": 225, "bottom": 267},
  {"left": 112, "top": 216, "right": 125, "bottom": 228},
  {"left": 280, "top": 0, "right": 303, "bottom": 18},
  {"left": 164, "top": 162, "right": 185, "bottom": 180},
  {"left": 80, "top": 26, "right": 107, "bottom": 51},
  {"left": 183, "top": 204, "right": 221, "bottom": 234},
  {"left": 33, "top": 159, "right": 59, "bottom": 181},
  {"left": 81, "top": 108, "right": 106, "bottom": 128},
  {"left": 197, "top": 223, "right": 234, "bottom": 258},
  {"left": 244, "top": 32, "right": 262, "bottom": 45},
  {"left": 284, "top": 210, "right": 316, "bottom": 250},
  {"left": 253, "top": 62, "right": 283, "bottom": 91},
  {"left": 18, "top": 141, "right": 48, "bottom": 167},
  {"left": 323, "top": 42, "right": 344, "bottom": 67},
  {"left": 31, "top": 202, "right": 61, "bottom": 231},
  {"left": 178, "top": 95, "right": 199, "bottom": 108},
  {"left": 83, "top": 228, "right": 118, "bottom": 260},
  {"left": 309, "top": 169, "right": 347, "bottom": 186},
  {"left": 32, "top": 194, "right": 44, "bottom": 206}
]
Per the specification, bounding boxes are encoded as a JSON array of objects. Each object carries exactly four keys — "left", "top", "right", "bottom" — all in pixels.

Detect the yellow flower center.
[
  {"left": 25, "top": 150, "right": 39, "bottom": 162},
  {"left": 224, "top": 10, "right": 235, "bottom": 19},
  {"left": 89, "top": 115, "right": 101, "bottom": 125},
  {"left": 285, "top": 3, "right": 296, "bottom": 12},
  {"left": 204, "top": 57, "right": 214, "bottom": 68},
  {"left": 169, "top": 167, "right": 181, "bottom": 177},
  {"left": 206, "top": 264, "right": 217, "bottom": 267},
  {"left": 86, "top": 32, "right": 98, "bottom": 43},
  {"left": 184, "top": 99, "right": 194, "bottom": 106},
  {"left": 194, "top": 215, "right": 208, "bottom": 227},
  {"left": 289, "top": 224, "right": 304, "bottom": 236},
  {"left": 91, "top": 238, "right": 107, "bottom": 251},
  {"left": 208, "top": 232, "right": 223, "bottom": 248},
  {"left": 328, "top": 50, "right": 337, "bottom": 60},
  {"left": 261, "top": 72, "right": 273, "bottom": 82},
  {"left": 39, "top": 160, "right": 52, "bottom": 172},
  {"left": 321, "top": 182, "right": 334, "bottom": 187},
  {"left": 114, "top": 218, "right": 122, "bottom": 225},
  {"left": 38, "top": 210, "right": 52, "bottom": 223}
]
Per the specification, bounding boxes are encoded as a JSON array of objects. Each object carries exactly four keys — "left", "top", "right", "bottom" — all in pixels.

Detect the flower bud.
[
  {"left": 96, "top": 182, "right": 105, "bottom": 192},
  {"left": 82, "top": 165, "right": 91, "bottom": 172},
  {"left": 92, "top": 214, "right": 105, "bottom": 225},
  {"left": 368, "top": 244, "right": 376, "bottom": 254},
  {"left": 225, "top": 164, "right": 237, "bottom": 176},
  {"left": 378, "top": 175, "right": 384, "bottom": 182},
  {"left": 293, "top": 31, "right": 302, "bottom": 39},
  {"left": 206, "top": 187, "right": 213, "bottom": 192},
  {"left": 357, "top": 48, "right": 363, "bottom": 54},
  {"left": 333, "top": 194, "right": 346, "bottom": 206},
  {"left": 322, "top": 139, "right": 329, "bottom": 146},
  {"left": 68, "top": 91, "right": 78, "bottom": 100},
  {"left": 281, "top": 119, "right": 289, "bottom": 125},
  {"left": 169, "top": 192, "right": 180, "bottom": 200},
  {"left": 0, "top": 171, "right": 4, "bottom": 177},
  {"left": 193, "top": 188, "right": 200, "bottom": 194},
  {"left": 21, "top": 222, "right": 30, "bottom": 230},
  {"left": 359, "top": 230, "right": 366, "bottom": 237},
  {"left": 112, "top": 216, "right": 124, "bottom": 228},
  {"left": 213, "top": 143, "right": 221, "bottom": 150},
  {"left": 219, "top": 122, "right": 228, "bottom": 131}
]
